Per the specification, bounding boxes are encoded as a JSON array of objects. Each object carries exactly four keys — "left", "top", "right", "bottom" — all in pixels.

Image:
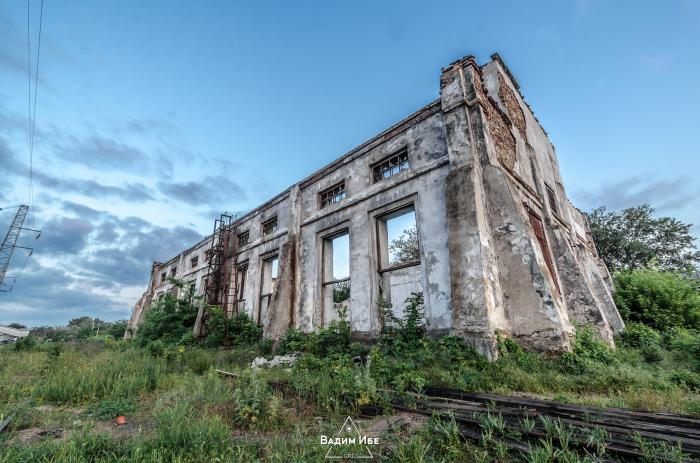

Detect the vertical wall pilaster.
[
  {"left": 441, "top": 57, "right": 504, "bottom": 359},
  {"left": 264, "top": 185, "right": 302, "bottom": 340}
]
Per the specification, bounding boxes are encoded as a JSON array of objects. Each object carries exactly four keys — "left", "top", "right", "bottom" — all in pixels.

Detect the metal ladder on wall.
[{"left": 204, "top": 213, "right": 239, "bottom": 346}]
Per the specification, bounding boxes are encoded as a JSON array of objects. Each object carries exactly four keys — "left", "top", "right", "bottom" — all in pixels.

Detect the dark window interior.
[
  {"left": 546, "top": 184, "right": 558, "bottom": 215},
  {"left": 319, "top": 182, "right": 346, "bottom": 208},
  {"left": 372, "top": 149, "right": 409, "bottom": 182},
  {"left": 262, "top": 217, "right": 277, "bottom": 235}
]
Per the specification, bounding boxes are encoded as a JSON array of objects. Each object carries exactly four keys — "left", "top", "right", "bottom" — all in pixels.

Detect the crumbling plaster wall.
[
  {"left": 229, "top": 191, "right": 293, "bottom": 335},
  {"left": 479, "top": 56, "right": 622, "bottom": 346},
  {"left": 295, "top": 109, "right": 452, "bottom": 337}
]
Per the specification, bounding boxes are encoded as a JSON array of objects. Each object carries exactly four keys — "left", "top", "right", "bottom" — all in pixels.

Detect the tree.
[
  {"left": 7, "top": 323, "right": 26, "bottom": 329},
  {"left": 587, "top": 204, "right": 700, "bottom": 273},
  {"left": 68, "top": 316, "right": 93, "bottom": 327},
  {"left": 136, "top": 281, "right": 200, "bottom": 346},
  {"left": 106, "top": 320, "right": 128, "bottom": 339},
  {"left": 332, "top": 281, "right": 350, "bottom": 303},
  {"left": 613, "top": 269, "right": 700, "bottom": 331},
  {"left": 389, "top": 226, "right": 420, "bottom": 265}
]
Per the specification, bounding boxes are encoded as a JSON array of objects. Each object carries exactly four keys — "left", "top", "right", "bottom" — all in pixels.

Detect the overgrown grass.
[
  {"left": 1, "top": 299, "right": 698, "bottom": 461},
  {"left": 0, "top": 340, "right": 320, "bottom": 462}
]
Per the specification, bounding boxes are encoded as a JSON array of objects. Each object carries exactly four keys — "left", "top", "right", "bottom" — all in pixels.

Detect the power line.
[
  {"left": 26, "top": 0, "right": 31, "bottom": 214},
  {"left": 27, "top": 0, "right": 45, "bottom": 228}
]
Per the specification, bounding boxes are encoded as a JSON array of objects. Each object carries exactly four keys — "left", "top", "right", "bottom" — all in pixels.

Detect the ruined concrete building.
[{"left": 126, "top": 54, "right": 624, "bottom": 358}]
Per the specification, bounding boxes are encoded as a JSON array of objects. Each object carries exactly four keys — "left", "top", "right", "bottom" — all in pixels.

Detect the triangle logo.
[{"left": 323, "top": 416, "right": 374, "bottom": 459}]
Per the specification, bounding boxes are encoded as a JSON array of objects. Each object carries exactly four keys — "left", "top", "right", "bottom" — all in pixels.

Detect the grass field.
[{"left": 1, "top": 323, "right": 698, "bottom": 462}]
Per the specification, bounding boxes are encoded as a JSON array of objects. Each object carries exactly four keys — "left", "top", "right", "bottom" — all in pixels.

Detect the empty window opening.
[
  {"left": 200, "top": 276, "right": 208, "bottom": 298},
  {"left": 322, "top": 232, "right": 350, "bottom": 324},
  {"left": 238, "top": 231, "right": 249, "bottom": 246},
  {"left": 262, "top": 217, "right": 277, "bottom": 235},
  {"left": 527, "top": 145, "right": 542, "bottom": 197},
  {"left": 546, "top": 184, "right": 558, "bottom": 215},
  {"left": 190, "top": 256, "right": 198, "bottom": 268},
  {"left": 320, "top": 182, "right": 346, "bottom": 208},
  {"left": 187, "top": 282, "right": 195, "bottom": 298},
  {"left": 235, "top": 265, "right": 248, "bottom": 314},
  {"left": 259, "top": 255, "right": 279, "bottom": 325},
  {"left": 170, "top": 267, "right": 176, "bottom": 277},
  {"left": 372, "top": 149, "right": 409, "bottom": 182},
  {"left": 378, "top": 207, "right": 420, "bottom": 269},
  {"left": 161, "top": 272, "right": 166, "bottom": 283}
]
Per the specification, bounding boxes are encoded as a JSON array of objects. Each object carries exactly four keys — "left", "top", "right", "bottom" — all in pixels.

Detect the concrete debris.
[{"left": 251, "top": 353, "right": 299, "bottom": 370}]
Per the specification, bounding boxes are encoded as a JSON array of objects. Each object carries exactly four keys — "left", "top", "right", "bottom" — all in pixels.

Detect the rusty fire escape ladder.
[{"left": 204, "top": 213, "right": 238, "bottom": 346}]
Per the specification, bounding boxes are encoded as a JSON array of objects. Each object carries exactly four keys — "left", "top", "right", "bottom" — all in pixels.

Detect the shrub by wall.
[{"left": 614, "top": 269, "right": 700, "bottom": 331}]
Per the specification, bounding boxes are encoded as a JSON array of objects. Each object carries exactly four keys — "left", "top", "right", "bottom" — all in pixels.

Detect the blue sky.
[{"left": 1, "top": 0, "right": 699, "bottom": 327}]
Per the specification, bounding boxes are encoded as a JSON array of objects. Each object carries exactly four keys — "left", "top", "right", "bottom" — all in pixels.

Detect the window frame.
[
  {"left": 258, "top": 253, "right": 279, "bottom": 326},
  {"left": 234, "top": 263, "right": 248, "bottom": 314},
  {"left": 545, "top": 184, "right": 558, "bottom": 215},
  {"left": 259, "top": 253, "right": 279, "bottom": 298},
  {"left": 237, "top": 230, "right": 250, "bottom": 246},
  {"left": 262, "top": 217, "right": 278, "bottom": 236},
  {"left": 190, "top": 256, "right": 198, "bottom": 269},
  {"left": 371, "top": 148, "right": 410, "bottom": 183},
  {"left": 319, "top": 181, "right": 347, "bottom": 209},
  {"left": 321, "top": 230, "right": 351, "bottom": 287},
  {"left": 376, "top": 204, "right": 421, "bottom": 272}
]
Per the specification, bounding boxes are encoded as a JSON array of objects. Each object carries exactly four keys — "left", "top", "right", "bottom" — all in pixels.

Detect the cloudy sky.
[{"left": 1, "top": 0, "right": 699, "bottom": 327}]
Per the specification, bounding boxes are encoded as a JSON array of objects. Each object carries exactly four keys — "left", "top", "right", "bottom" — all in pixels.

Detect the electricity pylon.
[{"left": 0, "top": 205, "right": 40, "bottom": 292}]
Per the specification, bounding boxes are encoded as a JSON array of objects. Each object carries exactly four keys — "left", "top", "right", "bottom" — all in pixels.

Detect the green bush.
[
  {"left": 147, "top": 340, "right": 166, "bottom": 357},
  {"left": 203, "top": 307, "right": 262, "bottom": 348},
  {"left": 640, "top": 343, "right": 664, "bottom": 363},
  {"left": 86, "top": 397, "right": 137, "bottom": 419},
  {"left": 314, "top": 318, "right": 351, "bottom": 357},
  {"left": 614, "top": 269, "right": 700, "bottom": 331},
  {"left": 620, "top": 322, "right": 662, "bottom": 349},
  {"left": 379, "top": 292, "right": 427, "bottom": 352},
  {"left": 105, "top": 320, "right": 128, "bottom": 339},
  {"left": 669, "top": 370, "right": 700, "bottom": 392},
  {"left": 136, "top": 283, "right": 200, "bottom": 346},
  {"left": 278, "top": 306, "right": 352, "bottom": 357},
  {"left": 278, "top": 328, "right": 312, "bottom": 353},
  {"left": 13, "top": 335, "right": 37, "bottom": 351},
  {"left": 232, "top": 371, "right": 281, "bottom": 428},
  {"left": 558, "top": 327, "right": 619, "bottom": 374}
]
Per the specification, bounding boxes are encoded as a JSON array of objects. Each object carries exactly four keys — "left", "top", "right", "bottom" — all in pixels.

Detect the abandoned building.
[
  {"left": 126, "top": 53, "right": 624, "bottom": 359},
  {"left": 0, "top": 325, "right": 30, "bottom": 345}
]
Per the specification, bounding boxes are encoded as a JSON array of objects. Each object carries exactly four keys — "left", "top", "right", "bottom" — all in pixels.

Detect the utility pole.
[{"left": 0, "top": 205, "right": 41, "bottom": 292}]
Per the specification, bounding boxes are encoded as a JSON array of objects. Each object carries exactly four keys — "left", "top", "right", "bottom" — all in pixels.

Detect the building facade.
[
  {"left": 126, "top": 54, "right": 624, "bottom": 359},
  {"left": 0, "top": 325, "right": 30, "bottom": 344}
]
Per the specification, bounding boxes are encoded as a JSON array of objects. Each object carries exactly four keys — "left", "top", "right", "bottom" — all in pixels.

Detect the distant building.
[{"left": 0, "top": 325, "right": 30, "bottom": 344}]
